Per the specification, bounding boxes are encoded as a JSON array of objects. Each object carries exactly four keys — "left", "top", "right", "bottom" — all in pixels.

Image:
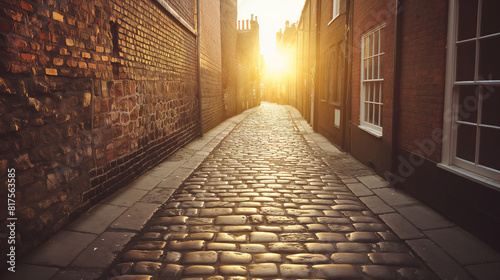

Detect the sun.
[{"left": 267, "top": 53, "right": 287, "bottom": 73}]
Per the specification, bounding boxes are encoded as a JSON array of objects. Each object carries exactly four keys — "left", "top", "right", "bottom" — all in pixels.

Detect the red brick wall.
[
  {"left": 200, "top": 0, "right": 224, "bottom": 132},
  {"left": 0, "top": 0, "right": 199, "bottom": 258},
  {"left": 316, "top": 0, "right": 347, "bottom": 145},
  {"left": 351, "top": 0, "right": 397, "bottom": 143},
  {"left": 220, "top": 0, "right": 238, "bottom": 118},
  {"left": 398, "top": 0, "right": 448, "bottom": 162}
]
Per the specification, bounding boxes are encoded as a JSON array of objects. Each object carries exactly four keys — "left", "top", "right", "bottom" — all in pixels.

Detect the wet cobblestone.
[{"left": 107, "top": 104, "right": 437, "bottom": 279}]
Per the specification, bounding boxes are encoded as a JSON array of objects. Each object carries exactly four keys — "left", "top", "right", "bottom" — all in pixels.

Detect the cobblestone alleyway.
[{"left": 105, "top": 103, "right": 438, "bottom": 280}]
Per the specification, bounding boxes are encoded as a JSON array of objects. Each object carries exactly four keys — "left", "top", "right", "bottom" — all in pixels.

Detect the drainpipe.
[
  {"left": 196, "top": 0, "right": 203, "bottom": 137},
  {"left": 390, "top": 0, "right": 403, "bottom": 184}
]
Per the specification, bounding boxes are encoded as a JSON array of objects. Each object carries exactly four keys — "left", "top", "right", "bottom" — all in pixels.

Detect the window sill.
[
  {"left": 359, "top": 125, "right": 382, "bottom": 138},
  {"left": 437, "top": 163, "right": 500, "bottom": 191},
  {"left": 328, "top": 14, "right": 340, "bottom": 26}
]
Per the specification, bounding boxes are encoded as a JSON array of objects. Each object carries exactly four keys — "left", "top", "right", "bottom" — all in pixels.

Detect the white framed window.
[
  {"left": 360, "top": 23, "right": 385, "bottom": 137},
  {"left": 441, "top": 0, "right": 500, "bottom": 186},
  {"left": 329, "top": 0, "right": 340, "bottom": 25},
  {"left": 333, "top": 0, "right": 340, "bottom": 19}
]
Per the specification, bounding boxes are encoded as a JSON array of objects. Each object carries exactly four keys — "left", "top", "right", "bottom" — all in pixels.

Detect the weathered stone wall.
[{"left": 0, "top": 0, "right": 199, "bottom": 259}]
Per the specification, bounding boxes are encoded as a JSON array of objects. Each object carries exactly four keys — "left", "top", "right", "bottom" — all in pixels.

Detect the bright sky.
[{"left": 237, "top": 0, "right": 306, "bottom": 61}]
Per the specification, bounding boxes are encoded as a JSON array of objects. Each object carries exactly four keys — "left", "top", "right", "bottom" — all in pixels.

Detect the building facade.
[
  {"left": 236, "top": 15, "right": 261, "bottom": 113},
  {"left": 284, "top": 0, "right": 500, "bottom": 251}
]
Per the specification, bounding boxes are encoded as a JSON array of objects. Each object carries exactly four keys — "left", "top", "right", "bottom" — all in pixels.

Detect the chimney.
[
  {"left": 286, "top": 20, "right": 290, "bottom": 28},
  {"left": 251, "top": 14, "right": 254, "bottom": 21},
  {"left": 238, "top": 20, "right": 241, "bottom": 30},
  {"left": 246, "top": 19, "right": 249, "bottom": 30},
  {"left": 255, "top": 16, "right": 258, "bottom": 22}
]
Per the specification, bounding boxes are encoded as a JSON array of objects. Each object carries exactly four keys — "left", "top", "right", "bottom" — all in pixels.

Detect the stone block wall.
[{"left": 0, "top": 0, "right": 200, "bottom": 259}]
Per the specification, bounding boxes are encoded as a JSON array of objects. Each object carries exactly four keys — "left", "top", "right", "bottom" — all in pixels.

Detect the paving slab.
[
  {"left": 103, "top": 188, "right": 149, "bottom": 207},
  {"left": 110, "top": 202, "right": 160, "bottom": 231},
  {"left": 1, "top": 264, "right": 59, "bottom": 280},
  {"left": 346, "top": 182, "right": 374, "bottom": 196},
  {"left": 357, "top": 175, "right": 389, "bottom": 189},
  {"left": 372, "top": 187, "right": 419, "bottom": 206},
  {"left": 67, "top": 204, "right": 127, "bottom": 234},
  {"left": 379, "top": 213, "right": 425, "bottom": 240},
  {"left": 51, "top": 269, "right": 103, "bottom": 280},
  {"left": 466, "top": 262, "right": 500, "bottom": 280},
  {"left": 407, "top": 239, "right": 473, "bottom": 280},
  {"left": 359, "top": 195, "right": 394, "bottom": 214},
  {"left": 397, "top": 204, "right": 454, "bottom": 230},
  {"left": 24, "top": 230, "right": 97, "bottom": 267},
  {"left": 127, "top": 175, "right": 164, "bottom": 191},
  {"left": 72, "top": 231, "right": 135, "bottom": 268},
  {"left": 424, "top": 227, "right": 500, "bottom": 265}
]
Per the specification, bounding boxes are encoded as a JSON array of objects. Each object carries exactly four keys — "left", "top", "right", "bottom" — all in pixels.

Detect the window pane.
[
  {"left": 478, "top": 35, "right": 500, "bottom": 80},
  {"left": 456, "top": 124, "right": 477, "bottom": 162},
  {"left": 374, "top": 82, "right": 380, "bottom": 102},
  {"left": 374, "top": 56, "right": 379, "bottom": 79},
  {"left": 458, "top": 0, "right": 478, "bottom": 41},
  {"left": 364, "top": 102, "right": 368, "bottom": 122},
  {"left": 456, "top": 41, "right": 476, "bottom": 81},
  {"left": 379, "top": 104, "right": 383, "bottom": 127},
  {"left": 365, "top": 83, "right": 370, "bottom": 101},
  {"left": 457, "top": 85, "right": 479, "bottom": 123},
  {"left": 367, "top": 58, "right": 372, "bottom": 80},
  {"left": 368, "top": 103, "right": 373, "bottom": 123},
  {"left": 374, "top": 30, "right": 379, "bottom": 55},
  {"left": 481, "top": 0, "right": 500, "bottom": 36},
  {"left": 364, "top": 37, "right": 369, "bottom": 58},
  {"left": 363, "top": 58, "right": 367, "bottom": 80},
  {"left": 374, "top": 104, "right": 380, "bottom": 126},
  {"left": 481, "top": 87, "right": 500, "bottom": 126},
  {"left": 368, "top": 35, "right": 372, "bottom": 57},
  {"left": 479, "top": 127, "right": 500, "bottom": 170}
]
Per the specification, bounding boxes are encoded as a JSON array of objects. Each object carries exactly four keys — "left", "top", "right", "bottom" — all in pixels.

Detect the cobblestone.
[
  {"left": 106, "top": 104, "right": 437, "bottom": 280},
  {"left": 182, "top": 251, "right": 218, "bottom": 264}
]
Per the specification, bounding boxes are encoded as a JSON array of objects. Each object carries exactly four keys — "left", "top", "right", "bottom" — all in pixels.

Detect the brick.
[
  {"left": 52, "top": 11, "right": 64, "bottom": 22},
  {"left": 45, "top": 68, "right": 57, "bottom": 76},
  {"left": 65, "top": 38, "right": 74, "bottom": 46}
]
